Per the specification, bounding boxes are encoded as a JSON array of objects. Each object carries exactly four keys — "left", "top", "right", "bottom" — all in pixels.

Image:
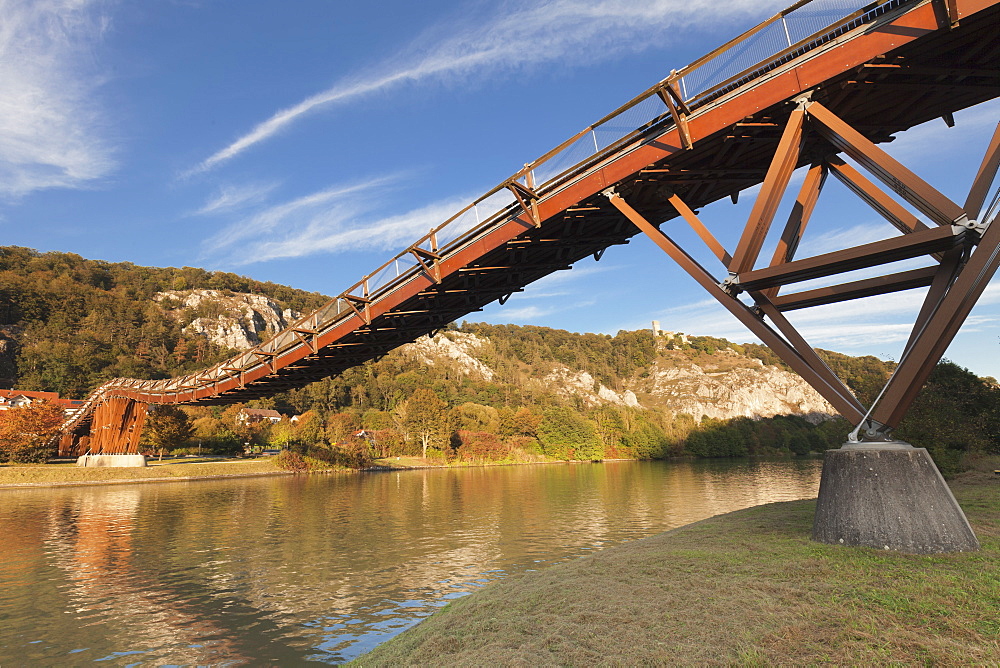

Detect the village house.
[
  {"left": 238, "top": 408, "right": 283, "bottom": 425},
  {"left": 0, "top": 389, "right": 85, "bottom": 414}
]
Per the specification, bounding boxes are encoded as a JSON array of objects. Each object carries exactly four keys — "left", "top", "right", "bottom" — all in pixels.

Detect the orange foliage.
[{"left": 0, "top": 400, "right": 65, "bottom": 462}]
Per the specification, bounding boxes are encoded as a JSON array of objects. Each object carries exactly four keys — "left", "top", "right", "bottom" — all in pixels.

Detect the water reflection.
[{"left": 0, "top": 459, "right": 821, "bottom": 664}]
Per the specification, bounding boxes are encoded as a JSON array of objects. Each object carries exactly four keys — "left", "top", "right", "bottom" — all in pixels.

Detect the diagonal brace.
[
  {"left": 763, "top": 162, "right": 827, "bottom": 299},
  {"left": 606, "top": 189, "right": 866, "bottom": 423},
  {"left": 807, "top": 101, "right": 968, "bottom": 227},
  {"left": 730, "top": 104, "right": 806, "bottom": 273},
  {"left": 872, "top": 217, "right": 1000, "bottom": 428}
]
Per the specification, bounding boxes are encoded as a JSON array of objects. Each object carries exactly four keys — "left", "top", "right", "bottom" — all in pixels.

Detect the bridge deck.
[{"left": 61, "top": 0, "right": 1000, "bottom": 440}]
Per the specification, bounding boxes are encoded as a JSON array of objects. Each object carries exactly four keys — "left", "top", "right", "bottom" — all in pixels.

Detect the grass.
[
  {"left": 354, "top": 468, "right": 1000, "bottom": 666},
  {"left": 0, "top": 457, "right": 290, "bottom": 486}
]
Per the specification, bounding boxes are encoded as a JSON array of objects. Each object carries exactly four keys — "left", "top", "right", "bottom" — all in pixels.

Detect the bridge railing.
[{"left": 63, "top": 0, "right": 916, "bottom": 428}]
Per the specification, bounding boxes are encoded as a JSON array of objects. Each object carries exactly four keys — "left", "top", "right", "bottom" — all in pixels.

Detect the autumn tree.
[
  {"left": 291, "top": 410, "right": 322, "bottom": 449},
  {"left": 453, "top": 402, "right": 500, "bottom": 433},
  {"left": 327, "top": 412, "right": 362, "bottom": 444},
  {"left": 144, "top": 405, "right": 194, "bottom": 453},
  {"left": 0, "top": 400, "right": 65, "bottom": 463},
  {"left": 404, "top": 388, "right": 449, "bottom": 459}
]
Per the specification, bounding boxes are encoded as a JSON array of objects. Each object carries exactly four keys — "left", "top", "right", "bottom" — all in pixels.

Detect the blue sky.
[{"left": 3, "top": 0, "right": 999, "bottom": 380}]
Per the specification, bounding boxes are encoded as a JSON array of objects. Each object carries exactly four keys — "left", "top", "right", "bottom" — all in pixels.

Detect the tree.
[
  {"left": 144, "top": 405, "right": 194, "bottom": 453},
  {"left": 537, "top": 405, "right": 603, "bottom": 461},
  {"left": 404, "top": 388, "right": 449, "bottom": 458},
  {"left": 499, "top": 406, "right": 542, "bottom": 438},
  {"left": 453, "top": 402, "right": 500, "bottom": 433},
  {"left": 0, "top": 400, "right": 64, "bottom": 463}
]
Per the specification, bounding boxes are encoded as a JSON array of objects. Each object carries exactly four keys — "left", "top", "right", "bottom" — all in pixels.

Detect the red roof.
[{"left": 0, "top": 389, "right": 60, "bottom": 401}]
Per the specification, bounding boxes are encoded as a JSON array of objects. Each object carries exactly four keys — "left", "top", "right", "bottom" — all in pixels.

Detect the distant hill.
[{"left": 2, "top": 245, "right": 996, "bottom": 468}]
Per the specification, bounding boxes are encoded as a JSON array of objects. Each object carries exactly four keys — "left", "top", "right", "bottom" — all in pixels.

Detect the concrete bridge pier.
[{"left": 812, "top": 442, "right": 979, "bottom": 554}]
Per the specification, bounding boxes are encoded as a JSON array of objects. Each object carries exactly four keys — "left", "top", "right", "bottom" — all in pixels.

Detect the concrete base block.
[
  {"left": 77, "top": 454, "right": 147, "bottom": 468},
  {"left": 813, "top": 446, "right": 979, "bottom": 553}
]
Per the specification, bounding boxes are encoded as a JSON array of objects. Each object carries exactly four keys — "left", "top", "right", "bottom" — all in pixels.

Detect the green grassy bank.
[
  {"left": 0, "top": 457, "right": 290, "bottom": 487},
  {"left": 355, "top": 469, "right": 1000, "bottom": 665}
]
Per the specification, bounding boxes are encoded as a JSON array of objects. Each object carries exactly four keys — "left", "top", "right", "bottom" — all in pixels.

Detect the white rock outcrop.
[
  {"left": 153, "top": 289, "right": 836, "bottom": 424},
  {"left": 155, "top": 289, "right": 300, "bottom": 350},
  {"left": 403, "top": 332, "right": 496, "bottom": 381},
  {"left": 634, "top": 355, "right": 835, "bottom": 422},
  {"left": 544, "top": 366, "right": 642, "bottom": 408}
]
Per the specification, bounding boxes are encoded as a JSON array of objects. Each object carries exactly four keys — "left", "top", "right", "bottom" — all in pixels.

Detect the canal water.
[{"left": 0, "top": 458, "right": 821, "bottom": 664}]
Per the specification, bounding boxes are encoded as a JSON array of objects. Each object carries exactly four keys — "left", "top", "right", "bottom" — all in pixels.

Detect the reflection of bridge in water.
[{"left": 60, "top": 0, "right": 1000, "bottom": 455}]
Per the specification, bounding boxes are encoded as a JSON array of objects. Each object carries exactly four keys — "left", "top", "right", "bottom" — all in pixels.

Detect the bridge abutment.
[
  {"left": 812, "top": 445, "right": 979, "bottom": 553},
  {"left": 77, "top": 454, "right": 148, "bottom": 468}
]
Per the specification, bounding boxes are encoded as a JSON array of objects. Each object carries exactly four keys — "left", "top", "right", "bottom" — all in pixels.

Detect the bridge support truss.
[
  {"left": 63, "top": 397, "right": 148, "bottom": 457},
  {"left": 607, "top": 99, "right": 999, "bottom": 552}
]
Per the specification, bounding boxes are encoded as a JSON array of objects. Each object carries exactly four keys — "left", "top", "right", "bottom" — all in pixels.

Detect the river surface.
[{"left": 0, "top": 458, "right": 821, "bottom": 665}]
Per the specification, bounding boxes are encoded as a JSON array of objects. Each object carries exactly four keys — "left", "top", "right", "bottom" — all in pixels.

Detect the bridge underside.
[{"left": 60, "top": 0, "right": 1000, "bottom": 457}]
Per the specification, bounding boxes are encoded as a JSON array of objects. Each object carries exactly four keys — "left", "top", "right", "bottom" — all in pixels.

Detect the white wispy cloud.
[
  {"left": 0, "top": 0, "right": 116, "bottom": 197},
  {"left": 202, "top": 176, "right": 474, "bottom": 264},
  {"left": 524, "top": 264, "right": 618, "bottom": 292},
  {"left": 497, "top": 299, "right": 598, "bottom": 322},
  {"left": 881, "top": 98, "right": 1000, "bottom": 165},
  {"left": 195, "top": 181, "right": 281, "bottom": 216},
  {"left": 794, "top": 222, "right": 898, "bottom": 257},
  {"left": 498, "top": 305, "right": 559, "bottom": 320},
  {"left": 191, "top": 0, "right": 783, "bottom": 173}
]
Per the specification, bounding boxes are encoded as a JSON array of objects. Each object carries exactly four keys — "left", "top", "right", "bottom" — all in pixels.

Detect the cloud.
[
  {"left": 525, "top": 264, "right": 618, "bottom": 292},
  {"left": 794, "top": 222, "right": 898, "bottom": 257},
  {"left": 202, "top": 177, "right": 474, "bottom": 264},
  {"left": 192, "top": 0, "right": 783, "bottom": 173},
  {"left": 494, "top": 298, "right": 597, "bottom": 322},
  {"left": 497, "top": 305, "right": 558, "bottom": 320},
  {"left": 881, "top": 98, "right": 1000, "bottom": 165},
  {"left": 0, "top": 0, "right": 116, "bottom": 197},
  {"left": 194, "top": 181, "right": 280, "bottom": 216}
]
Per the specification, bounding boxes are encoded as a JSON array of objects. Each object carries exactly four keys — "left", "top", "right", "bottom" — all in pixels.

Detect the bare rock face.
[
  {"left": 632, "top": 350, "right": 835, "bottom": 422},
  {"left": 403, "top": 332, "right": 495, "bottom": 381},
  {"left": 150, "top": 289, "right": 836, "bottom": 425},
  {"left": 155, "top": 290, "right": 300, "bottom": 350},
  {"left": 544, "top": 366, "right": 641, "bottom": 408},
  {"left": 400, "top": 333, "right": 829, "bottom": 422}
]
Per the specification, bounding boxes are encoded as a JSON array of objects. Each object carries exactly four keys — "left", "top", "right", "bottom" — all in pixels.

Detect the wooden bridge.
[{"left": 59, "top": 0, "right": 1000, "bottom": 456}]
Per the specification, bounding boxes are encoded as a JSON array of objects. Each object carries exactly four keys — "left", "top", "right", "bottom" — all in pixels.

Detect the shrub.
[
  {"left": 273, "top": 450, "right": 308, "bottom": 472},
  {"left": 454, "top": 430, "right": 512, "bottom": 463}
]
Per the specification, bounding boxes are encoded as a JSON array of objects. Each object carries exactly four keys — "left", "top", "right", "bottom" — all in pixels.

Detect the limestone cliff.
[
  {"left": 631, "top": 349, "right": 834, "bottom": 422},
  {"left": 402, "top": 332, "right": 833, "bottom": 422},
  {"left": 401, "top": 332, "right": 495, "bottom": 381},
  {"left": 155, "top": 289, "right": 300, "bottom": 350}
]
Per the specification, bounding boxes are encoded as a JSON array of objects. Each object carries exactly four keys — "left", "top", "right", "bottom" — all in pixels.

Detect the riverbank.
[
  {"left": 354, "top": 469, "right": 1000, "bottom": 665},
  {"left": 0, "top": 458, "right": 294, "bottom": 487},
  {"left": 0, "top": 454, "right": 571, "bottom": 488}
]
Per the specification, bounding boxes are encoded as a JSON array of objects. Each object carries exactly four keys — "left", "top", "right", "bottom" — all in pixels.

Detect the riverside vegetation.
[{"left": 1, "top": 246, "right": 998, "bottom": 472}]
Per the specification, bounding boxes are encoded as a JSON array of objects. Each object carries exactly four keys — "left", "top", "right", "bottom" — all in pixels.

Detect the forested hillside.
[
  {"left": 2, "top": 245, "right": 998, "bottom": 471},
  {"left": 0, "top": 246, "right": 328, "bottom": 394}
]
